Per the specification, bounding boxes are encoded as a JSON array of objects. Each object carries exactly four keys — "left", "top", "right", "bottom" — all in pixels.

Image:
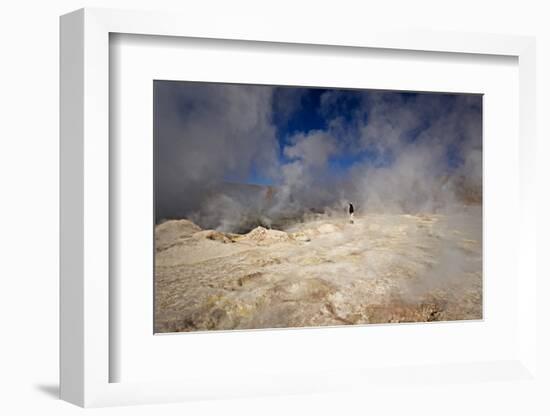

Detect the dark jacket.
[{"left": 348, "top": 203, "right": 354, "bottom": 214}]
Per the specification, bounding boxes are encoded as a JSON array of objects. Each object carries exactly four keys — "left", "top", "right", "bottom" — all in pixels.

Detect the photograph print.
[{"left": 154, "top": 81, "right": 482, "bottom": 333}]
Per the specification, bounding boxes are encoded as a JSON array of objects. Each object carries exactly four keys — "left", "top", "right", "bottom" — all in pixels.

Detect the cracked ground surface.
[{"left": 154, "top": 208, "right": 482, "bottom": 333}]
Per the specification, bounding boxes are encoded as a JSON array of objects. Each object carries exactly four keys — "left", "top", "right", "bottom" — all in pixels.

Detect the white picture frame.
[{"left": 60, "top": 7, "right": 538, "bottom": 408}]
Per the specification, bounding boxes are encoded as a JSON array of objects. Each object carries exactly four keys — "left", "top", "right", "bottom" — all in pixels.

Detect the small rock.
[
  {"left": 242, "top": 227, "right": 290, "bottom": 244},
  {"left": 192, "top": 230, "right": 234, "bottom": 243},
  {"left": 292, "top": 232, "right": 311, "bottom": 242}
]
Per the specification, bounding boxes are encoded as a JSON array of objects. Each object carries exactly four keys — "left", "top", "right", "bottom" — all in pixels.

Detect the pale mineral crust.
[{"left": 154, "top": 208, "right": 482, "bottom": 333}]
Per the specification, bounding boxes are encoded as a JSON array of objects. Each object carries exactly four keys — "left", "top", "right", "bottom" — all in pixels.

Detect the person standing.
[{"left": 348, "top": 203, "right": 355, "bottom": 224}]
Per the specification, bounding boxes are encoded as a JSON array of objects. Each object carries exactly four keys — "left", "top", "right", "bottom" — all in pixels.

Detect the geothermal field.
[
  {"left": 153, "top": 81, "right": 483, "bottom": 333},
  {"left": 154, "top": 207, "right": 482, "bottom": 333}
]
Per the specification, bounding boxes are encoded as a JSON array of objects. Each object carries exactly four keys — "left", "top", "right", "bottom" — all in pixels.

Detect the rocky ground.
[{"left": 154, "top": 208, "right": 482, "bottom": 333}]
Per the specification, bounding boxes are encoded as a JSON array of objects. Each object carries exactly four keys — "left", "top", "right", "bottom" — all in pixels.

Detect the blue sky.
[{"left": 243, "top": 87, "right": 478, "bottom": 186}]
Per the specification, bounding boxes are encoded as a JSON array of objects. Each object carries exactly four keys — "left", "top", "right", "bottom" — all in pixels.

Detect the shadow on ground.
[{"left": 35, "top": 383, "right": 59, "bottom": 399}]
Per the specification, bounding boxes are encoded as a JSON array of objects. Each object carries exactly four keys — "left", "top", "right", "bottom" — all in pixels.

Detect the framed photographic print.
[{"left": 60, "top": 7, "right": 538, "bottom": 408}]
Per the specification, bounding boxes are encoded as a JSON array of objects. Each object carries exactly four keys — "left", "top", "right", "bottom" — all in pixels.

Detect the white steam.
[{"left": 155, "top": 82, "right": 482, "bottom": 233}]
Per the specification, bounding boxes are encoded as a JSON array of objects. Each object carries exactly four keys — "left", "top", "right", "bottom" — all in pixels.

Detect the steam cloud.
[{"left": 155, "top": 81, "right": 482, "bottom": 232}]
